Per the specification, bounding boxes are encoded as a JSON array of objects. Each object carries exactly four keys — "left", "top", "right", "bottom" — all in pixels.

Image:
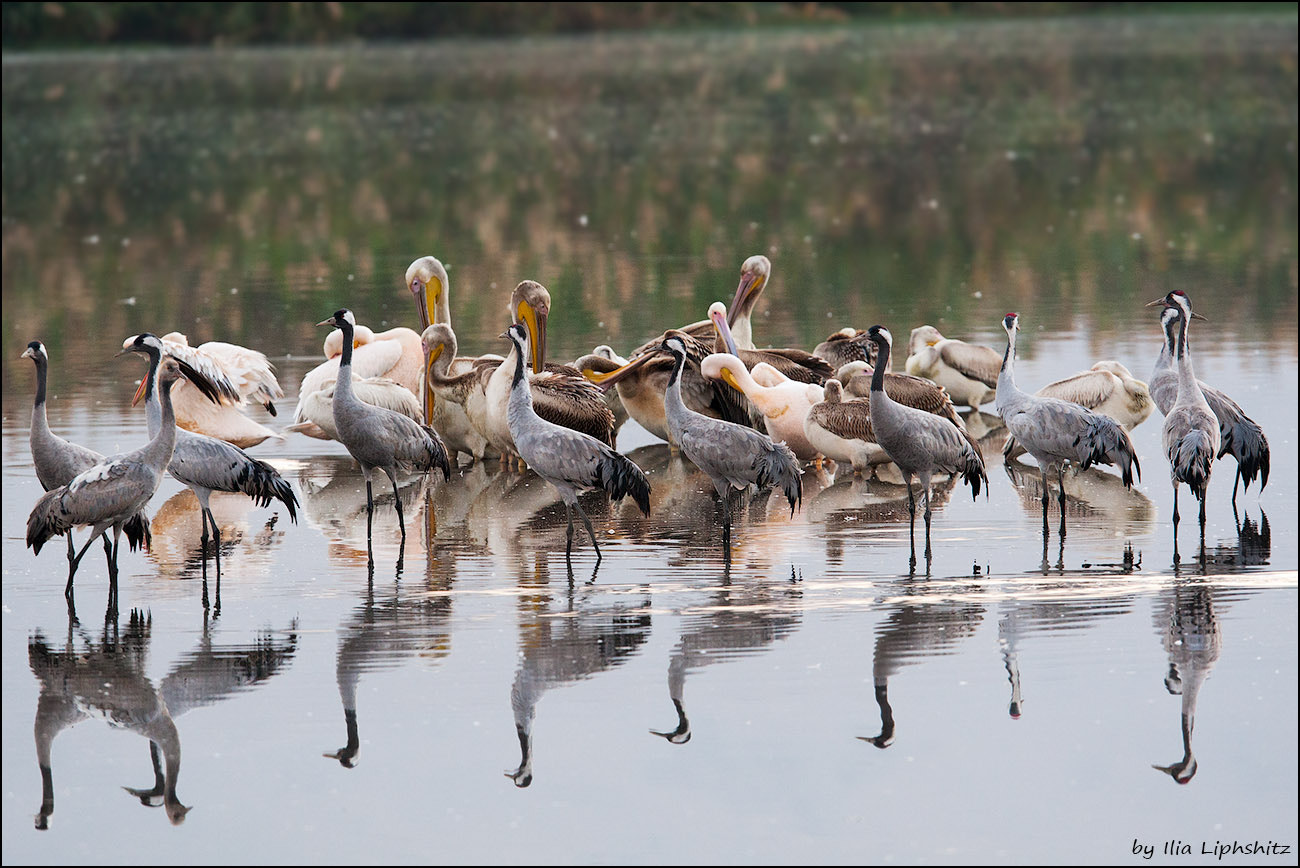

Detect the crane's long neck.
[
  {"left": 142, "top": 375, "right": 179, "bottom": 471},
  {"left": 334, "top": 320, "right": 358, "bottom": 408},
  {"left": 869, "top": 339, "right": 890, "bottom": 395},
  {"left": 995, "top": 327, "right": 1029, "bottom": 416},
  {"left": 29, "top": 355, "right": 50, "bottom": 437},
  {"left": 664, "top": 351, "right": 691, "bottom": 439},
  {"left": 506, "top": 337, "right": 536, "bottom": 425},
  {"left": 142, "top": 347, "right": 164, "bottom": 439},
  {"left": 1172, "top": 313, "right": 1207, "bottom": 409}
]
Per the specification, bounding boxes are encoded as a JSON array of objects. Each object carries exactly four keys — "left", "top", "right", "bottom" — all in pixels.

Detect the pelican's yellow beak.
[
  {"left": 720, "top": 367, "right": 744, "bottom": 393},
  {"left": 582, "top": 351, "right": 653, "bottom": 388},
  {"left": 516, "top": 300, "right": 547, "bottom": 373},
  {"left": 413, "top": 274, "right": 443, "bottom": 329},
  {"left": 422, "top": 343, "right": 443, "bottom": 418}
]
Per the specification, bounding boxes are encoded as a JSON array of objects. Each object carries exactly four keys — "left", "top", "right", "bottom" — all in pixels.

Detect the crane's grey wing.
[
  {"left": 939, "top": 342, "right": 1002, "bottom": 389},
  {"left": 170, "top": 432, "right": 299, "bottom": 519}
]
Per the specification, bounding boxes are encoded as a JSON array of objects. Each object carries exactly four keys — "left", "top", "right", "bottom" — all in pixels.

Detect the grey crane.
[
  {"left": 500, "top": 322, "right": 650, "bottom": 562},
  {"left": 865, "top": 326, "right": 987, "bottom": 569},
  {"left": 659, "top": 331, "right": 802, "bottom": 551},
  {"left": 27, "top": 356, "right": 211, "bottom": 612},
  {"left": 1147, "top": 290, "right": 1269, "bottom": 505},
  {"left": 995, "top": 313, "right": 1139, "bottom": 539},
  {"left": 122, "top": 334, "right": 299, "bottom": 609},
  {"left": 1155, "top": 304, "right": 1220, "bottom": 548},
  {"left": 318, "top": 309, "right": 451, "bottom": 563},
  {"left": 22, "top": 341, "right": 150, "bottom": 596}
]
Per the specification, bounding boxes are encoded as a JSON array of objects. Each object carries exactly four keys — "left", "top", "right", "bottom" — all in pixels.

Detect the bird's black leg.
[
  {"left": 100, "top": 533, "right": 113, "bottom": 575},
  {"left": 1057, "top": 465, "right": 1068, "bottom": 538},
  {"left": 1231, "top": 468, "right": 1240, "bottom": 507},
  {"left": 907, "top": 481, "right": 917, "bottom": 573},
  {"left": 106, "top": 532, "right": 120, "bottom": 621},
  {"left": 207, "top": 509, "right": 222, "bottom": 615},
  {"left": 720, "top": 490, "right": 732, "bottom": 555},
  {"left": 200, "top": 512, "right": 211, "bottom": 609},
  {"left": 389, "top": 473, "right": 405, "bottom": 547},
  {"left": 67, "top": 532, "right": 102, "bottom": 597},
  {"left": 564, "top": 501, "right": 575, "bottom": 558},
  {"left": 922, "top": 484, "right": 933, "bottom": 566},
  {"left": 365, "top": 480, "right": 375, "bottom": 568},
  {"left": 575, "top": 500, "right": 601, "bottom": 563}
]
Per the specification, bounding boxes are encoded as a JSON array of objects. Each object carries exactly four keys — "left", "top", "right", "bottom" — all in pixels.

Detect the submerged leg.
[
  {"left": 564, "top": 501, "right": 576, "bottom": 558},
  {"left": 920, "top": 473, "right": 933, "bottom": 565},
  {"left": 1231, "top": 467, "right": 1241, "bottom": 506},
  {"left": 199, "top": 511, "right": 211, "bottom": 609},
  {"left": 905, "top": 475, "right": 917, "bottom": 572},
  {"left": 574, "top": 499, "right": 602, "bottom": 562},
  {"left": 66, "top": 531, "right": 104, "bottom": 598},
  {"left": 386, "top": 469, "right": 406, "bottom": 548},
  {"left": 206, "top": 509, "right": 222, "bottom": 614}
]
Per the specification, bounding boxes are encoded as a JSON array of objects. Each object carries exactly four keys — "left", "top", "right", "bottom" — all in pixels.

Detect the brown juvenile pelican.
[
  {"left": 905, "top": 324, "right": 1002, "bottom": 409},
  {"left": 1156, "top": 304, "right": 1219, "bottom": 550},
  {"left": 418, "top": 322, "right": 501, "bottom": 462},
  {"left": 317, "top": 309, "right": 451, "bottom": 561},
  {"left": 813, "top": 327, "right": 878, "bottom": 371},
  {"left": 865, "top": 326, "right": 987, "bottom": 569},
  {"left": 1003, "top": 361, "right": 1154, "bottom": 460},
  {"left": 996, "top": 313, "right": 1140, "bottom": 540},
  {"left": 149, "top": 332, "right": 284, "bottom": 448},
  {"left": 660, "top": 333, "right": 801, "bottom": 550},
  {"left": 28, "top": 357, "right": 217, "bottom": 610},
  {"left": 483, "top": 281, "right": 615, "bottom": 462},
  {"left": 23, "top": 341, "right": 150, "bottom": 591},
  {"left": 1147, "top": 290, "right": 1268, "bottom": 505},
  {"left": 122, "top": 333, "right": 299, "bottom": 609},
  {"left": 802, "top": 378, "right": 890, "bottom": 476},
  {"left": 500, "top": 322, "right": 650, "bottom": 562}
]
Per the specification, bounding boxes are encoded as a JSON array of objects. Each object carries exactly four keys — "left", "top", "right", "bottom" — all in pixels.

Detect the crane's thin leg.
[
  {"left": 387, "top": 470, "right": 405, "bottom": 547},
  {"left": 206, "top": 509, "right": 222, "bottom": 615},
  {"left": 1040, "top": 465, "right": 1051, "bottom": 530},
  {"left": 721, "top": 489, "right": 733, "bottom": 557},
  {"left": 1171, "top": 481, "right": 1181, "bottom": 565},
  {"left": 574, "top": 500, "right": 601, "bottom": 563},
  {"left": 1057, "top": 465, "right": 1068, "bottom": 538},
  {"left": 100, "top": 533, "right": 113, "bottom": 574},
  {"left": 67, "top": 531, "right": 104, "bottom": 597},
  {"left": 906, "top": 479, "right": 917, "bottom": 573},
  {"left": 200, "top": 512, "right": 211, "bottom": 609},
  {"left": 364, "top": 479, "right": 375, "bottom": 568},
  {"left": 564, "top": 501, "right": 575, "bottom": 558},
  {"left": 106, "top": 530, "right": 120, "bottom": 621},
  {"left": 921, "top": 480, "right": 933, "bottom": 566},
  {"left": 125, "top": 741, "right": 166, "bottom": 805},
  {"left": 1231, "top": 468, "right": 1240, "bottom": 506}
]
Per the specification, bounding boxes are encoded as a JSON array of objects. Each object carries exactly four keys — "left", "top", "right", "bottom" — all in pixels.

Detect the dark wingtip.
[{"left": 264, "top": 401, "right": 278, "bottom": 417}]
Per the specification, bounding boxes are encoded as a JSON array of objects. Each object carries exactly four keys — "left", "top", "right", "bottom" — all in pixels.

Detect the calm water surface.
[{"left": 3, "top": 14, "right": 1297, "bottom": 864}]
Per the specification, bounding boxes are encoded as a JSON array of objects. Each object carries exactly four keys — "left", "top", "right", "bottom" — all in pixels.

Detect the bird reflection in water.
[
  {"left": 28, "top": 606, "right": 297, "bottom": 829},
  {"left": 859, "top": 592, "right": 984, "bottom": 748},
  {"left": 146, "top": 488, "right": 290, "bottom": 611},
  {"left": 324, "top": 569, "right": 453, "bottom": 768},
  {"left": 297, "top": 455, "right": 431, "bottom": 573},
  {"left": 1003, "top": 460, "right": 1154, "bottom": 572},
  {"left": 997, "top": 595, "right": 1135, "bottom": 719},
  {"left": 506, "top": 572, "right": 651, "bottom": 786},
  {"left": 1152, "top": 582, "right": 1225, "bottom": 784},
  {"left": 650, "top": 564, "right": 803, "bottom": 745},
  {"left": 812, "top": 473, "right": 956, "bottom": 569}
]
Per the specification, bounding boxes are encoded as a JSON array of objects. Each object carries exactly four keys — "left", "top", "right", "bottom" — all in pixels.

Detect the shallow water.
[{"left": 3, "top": 14, "right": 1297, "bottom": 864}]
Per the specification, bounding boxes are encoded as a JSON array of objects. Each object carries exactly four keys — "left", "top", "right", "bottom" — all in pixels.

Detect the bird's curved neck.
[
  {"left": 141, "top": 347, "right": 164, "bottom": 438},
  {"left": 338, "top": 320, "right": 354, "bottom": 370},
  {"left": 31, "top": 355, "right": 48, "bottom": 408},
  {"left": 998, "top": 329, "right": 1020, "bottom": 397},
  {"left": 334, "top": 321, "right": 359, "bottom": 406},
  {"left": 1172, "top": 315, "right": 1202, "bottom": 400},
  {"left": 870, "top": 341, "right": 889, "bottom": 394},
  {"left": 507, "top": 339, "right": 534, "bottom": 420}
]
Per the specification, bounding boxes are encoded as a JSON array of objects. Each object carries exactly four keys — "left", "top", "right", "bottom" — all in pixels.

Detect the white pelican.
[{"left": 904, "top": 324, "right": 1002, "bottom": 409}]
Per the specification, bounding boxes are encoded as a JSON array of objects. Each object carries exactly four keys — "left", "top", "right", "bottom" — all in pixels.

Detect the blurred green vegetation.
[
  {"left": 3, "top": 2, "right": 1291, "bottom": 49},
  {"left": 2, "top": 13, "right": 1296, "bottom": 406}
]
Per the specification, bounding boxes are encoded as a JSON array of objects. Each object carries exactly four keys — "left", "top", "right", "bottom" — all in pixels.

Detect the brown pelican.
[
  {"left": 904, "top": 324, "right": 1002, "bottom": 409},
  {"left": 483, "top": 281, "right": 615, "bottom": 462},
  {"left": 660, "top": 333, "right": 801, "bottom": 550},
  {"left": 1003, "top": 361, "right": 1154, "bottom": 460},
  {"left": 813, "top": 327, "right": 878, "bottom": 370},
  {"left": 572, "top": 345, "right": 630, "bottom": 433},
  {"left": 419, "top": 323, "right": 502, "bottom": 462},
  {"left": 23, "top": 341, "right": 150, "bottom": 592},
  {"left": 996, "top": 313, "right": 1139, "bottom": 541},
  {"left": 802, "top": 378, "right": 890, "bottom": 475},
  {"left": 865, "top": 326, "right": 987, "bottom": 569},
  {"left": 27, "top": 356, "right": 219, "bottom": 610},
  {"left": 500, "top": 322, "right": 650, "bottom": 561},
  {"left": 122, "top": 333, "right": 299, "bottom": 609},
  {"left": 1147, "top": 290, "right": 1269, "bottom": 505},
  {"left": 317, "top": 309, "right": 451, "bottom": 563},
  {"left": 1155, "top": 304, "right": 1219, "bottom": 550},
  {"left": 148, "top": 332, "right": 284, "bottom": 448}
]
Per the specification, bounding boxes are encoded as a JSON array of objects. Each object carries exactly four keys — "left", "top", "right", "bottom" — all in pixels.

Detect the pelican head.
[
  {"left": 407, "top": 255, "right": 450, "bottom": 329},
  {"left": 420, "top": 323, "right": 456, "bottom": 367},
  {"left": 908, "top": 325, "right": 945, "bottom": 356},
  {"left": 20, "top": 340, "right": 47, "bottom": 362},
  {"left": 510, "top": 280, "right": 550, "bottom": 373},
  {"left": 824, "top": 378, "right": 844, "bottom": 402},
  {"left": 730, "top": 254, "right": 771, "bottom": 324},
  {"left": 700, "top": 352, "right": 749, "bottom": 394},
  {"left": 707, "top": 301, "right": 741, "bottom": 355}
]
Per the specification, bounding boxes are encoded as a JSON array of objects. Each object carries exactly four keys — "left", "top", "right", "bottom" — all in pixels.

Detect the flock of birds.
[{"left": 22, "top": 253, "right": 1271, "bottom": 607}]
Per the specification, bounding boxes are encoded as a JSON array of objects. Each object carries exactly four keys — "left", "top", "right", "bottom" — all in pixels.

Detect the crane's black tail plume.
[
  {"left": 239, "top": 457, "right": 300, "bottom": 523},
  {"left": 598, "top": 450, "right": 651, "bottom": 517}
]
